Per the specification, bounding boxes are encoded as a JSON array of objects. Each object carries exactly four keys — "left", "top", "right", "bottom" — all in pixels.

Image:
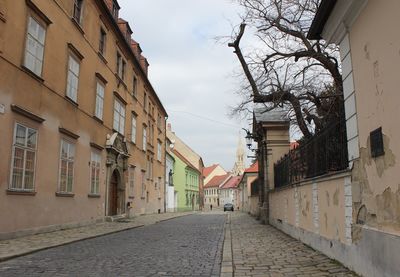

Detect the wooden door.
[{"left": 109, "top": 172, "right": 118, "bottom": 216}]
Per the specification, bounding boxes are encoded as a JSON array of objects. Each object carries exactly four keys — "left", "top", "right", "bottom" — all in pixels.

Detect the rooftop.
[
  {"left": 254, "top": 108, "right": 290, "bottom": 123},
  {"left": 204, "top": 173, "right": 231, "bottom": 188}
]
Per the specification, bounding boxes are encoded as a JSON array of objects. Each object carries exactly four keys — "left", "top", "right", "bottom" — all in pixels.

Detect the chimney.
[
  {"left": 139, "top": 55, "right": 149, "bottom": 76},
  {"left": 167, "top": 123, "right": 172, "bottom": 131}
]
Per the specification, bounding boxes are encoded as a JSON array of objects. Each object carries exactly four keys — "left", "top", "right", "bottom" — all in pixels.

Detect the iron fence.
[{"left": 274, "top": 119, "right": 348, "bottom": 188}]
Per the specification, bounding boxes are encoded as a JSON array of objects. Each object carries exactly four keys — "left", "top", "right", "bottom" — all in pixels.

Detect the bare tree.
[{"left": 228, "top": 0, "right": 343, "bottom": 139}]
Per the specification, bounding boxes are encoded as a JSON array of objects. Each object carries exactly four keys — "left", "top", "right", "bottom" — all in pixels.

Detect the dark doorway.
[{"left": 109, "top": 171, "right": 118, "bottom": 216}]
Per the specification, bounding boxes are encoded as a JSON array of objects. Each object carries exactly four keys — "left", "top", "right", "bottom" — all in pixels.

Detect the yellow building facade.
[{"left": 0, "top": 0, "right": 167, "bottom": 239}]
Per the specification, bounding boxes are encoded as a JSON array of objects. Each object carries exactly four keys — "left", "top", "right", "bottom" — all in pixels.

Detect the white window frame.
[
  {"left": 73, "top": 0, "right": 84, "bottom": 24},
  {"left": 90, "top": 151, "right": 101, "bottom": 195},
  {"left": 9, "top": 123, "right": 38, "bottom": 191},
  {"left": 113, "top": 98, "right": 125, "bottom": 135},
  {"left": 157, "top": 141, "right": 162, "bottom": 161},
  {"left": 58, "top": 139, "right": 75, "bottom": 193},
  {"left": 24, "top": 16, "right": 46, "bottom": 76},
  {"left": 66, "top": 55, "right": 80, "bottom": 102},
  {"left": 129, "top": 166, "right": 135, "bottom": 197},
  {"left": 131, "top": 115, "right": 137, "bottom": 143},
  {"left": 142, "top": 126, "right": 147, "bottom": 151},
  {"left": 95, "top": 81, "right": 105, "bottom": 120}
]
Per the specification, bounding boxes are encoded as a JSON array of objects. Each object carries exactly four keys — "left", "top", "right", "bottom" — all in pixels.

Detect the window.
[
  {"left": 112, "top": 0, "right": 119, "bottom": 20},
  {"left": 141, "top": 170, "right": 145, "bottom": 198},
  {"left": 66, "top": 55, "right": 80, "bottom": 102},
  {"left": 157, "top": 114, "right": 162, "bottom": 130},
  {"left": 90, "top": 151, "right": 101, "bottom": 195},
  {"left": 73, "top": 0, "right": 83, "bottom": 24},
  {"left": 113, "top": 98, "right": 125, "bottom": 135},
  {"left": 131, "top": 115, "right": 136, "bottom": 143},
  {"left": 9, "top": 124, "right": 37, "bottom": 191},
  {"left": 143, "top": 92, "right": 148, "bottom": 112},
  {"left": 122, "top": 60, "right": 126, "bottom": 81},
  {"left": 132, "top": 75, "right": 137, "bottom": 97},
  {"left": 370, "top": 127, "right": 384, "bottom": 157},
  {"left": 95, "top": 81, "right": 104, "bottom": 120},
  {"left": 116, "top": 52, "right": 125, "bottom": 80},
  {"left": 129, "top": 167, "right": 135, "bottom": 197},
  {"left": 117, "top": 52, "right": 122, "bottom": 76},
  {"left": 99, "top": 28, "right": 106, "bottom": 55},
  {"left": 24, "top": 16, "right": 46, "bottom": 76},
  {"left": 59, "top": 140, "right": 75, "bottom": 193},
  {"left": 157, "top": 141, "right": 162, "bottom": 161},
  {"left": 142, "top": 126, "right": 147, "bottom": 151}
]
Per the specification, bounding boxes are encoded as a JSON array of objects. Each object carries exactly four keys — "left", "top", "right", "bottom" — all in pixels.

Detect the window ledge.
[
  {"left": 114, "top": 73, "right": 127, "bottom": 89},
  {"left": 97, "top": 52, "right": 108, "bottom": 64},
  {"left": 92, "top": 115, "right": 103, "bottom": 124},
  {"left": 7, "top": 189, "right": 36, "bottom": 196},
  {"left": 64, "top": 96, "right": 79, "bottom": 107},
  {"left": 21, "top": 65, "right": 44, "bottom": 83},
  {"left": 88, "top": 193, "right": 101, "bottom": 198},
  {"left": 71, "top": 17, "right": 84, "bottom": 35},
  {"left": 55, "top": 192, "right": 75, "bottom": 197}
]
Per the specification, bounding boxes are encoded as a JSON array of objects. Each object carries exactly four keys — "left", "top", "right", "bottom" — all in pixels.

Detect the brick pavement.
[
  {"left": 0, "top": 212, "right": 195, "bottom": 262},
  {"left": 0, "top": 214, "right": 225, "bottom": 277},
  {"left": 229, "top": 213, "right": 358, "bottom": 277}
]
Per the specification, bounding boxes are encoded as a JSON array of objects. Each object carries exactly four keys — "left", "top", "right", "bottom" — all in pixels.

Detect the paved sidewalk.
[
  {"left": 229, "top": 213, "right": 357, "bottom": 277},
  {"left": 0, "top": 212, "right": 194, "bottom": 262}
]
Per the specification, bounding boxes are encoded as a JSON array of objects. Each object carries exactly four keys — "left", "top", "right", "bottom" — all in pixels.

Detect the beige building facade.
[
  {"left": 263, "top": 1, "right": 400, "bottom": 276},
  {"left": 0, "top": 0, "right": 167, "bottom": 239}
]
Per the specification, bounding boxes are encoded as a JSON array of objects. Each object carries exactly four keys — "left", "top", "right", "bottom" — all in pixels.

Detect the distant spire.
[{"left": 232, "top": 134, "right": 246, "bottom": 176}]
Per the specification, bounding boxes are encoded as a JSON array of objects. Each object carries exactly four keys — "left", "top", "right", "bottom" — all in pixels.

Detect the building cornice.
[{"left": 94, "top": 0, "right": 168, "bottom": 117}]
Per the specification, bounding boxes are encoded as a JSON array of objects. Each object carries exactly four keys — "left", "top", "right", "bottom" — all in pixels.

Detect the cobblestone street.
[
  {"left": 229, "top": 213, "right": 357, "bottom": 277},
  {"left": 0, "top": 214, "right": 225, "bottom": 277}
]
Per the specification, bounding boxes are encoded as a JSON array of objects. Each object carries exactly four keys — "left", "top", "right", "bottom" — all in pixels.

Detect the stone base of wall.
[
  {"left": 0, "top": 218, "right": 104, "bottom": 240},
  {"left": 270, "top": 218, "right": 400, "bottom": 277}
]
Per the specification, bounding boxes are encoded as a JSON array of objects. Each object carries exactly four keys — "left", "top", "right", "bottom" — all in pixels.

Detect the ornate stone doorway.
[{"left": 105, "top": 133, "right": 129, "bottom": 218}]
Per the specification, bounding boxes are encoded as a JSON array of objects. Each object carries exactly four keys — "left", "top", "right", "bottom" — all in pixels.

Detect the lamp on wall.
[{"left": 242, "top": 128, "right": 259, "bottom": 156}]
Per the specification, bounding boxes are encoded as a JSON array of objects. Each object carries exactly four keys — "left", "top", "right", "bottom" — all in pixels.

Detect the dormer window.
[{"left": 112, "top": 0, "right": 119, "bottom": 20}]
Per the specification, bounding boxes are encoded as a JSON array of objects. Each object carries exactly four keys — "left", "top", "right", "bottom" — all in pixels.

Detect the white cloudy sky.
[{"left": 119, "top": 0, "right": 252, "bottom": 170}]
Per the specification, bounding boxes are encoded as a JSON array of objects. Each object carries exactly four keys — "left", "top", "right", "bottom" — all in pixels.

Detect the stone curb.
[
  {"left": 220, "top": 213, "right": 234, "bottom": 277},
  {"left": 0, "top": 212, "right": 194, "bottom": 263}
]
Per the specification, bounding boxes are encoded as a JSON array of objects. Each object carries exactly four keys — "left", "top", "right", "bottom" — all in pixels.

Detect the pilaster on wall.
[
  {"left": 340, "top": 34, "right": 360, "bottom": 164},
  {"left": 312, "top": 183, "right": 320, "bottom": 234},
  {"left": 295, "top": 187, "right": 300, "bottom": 227}
]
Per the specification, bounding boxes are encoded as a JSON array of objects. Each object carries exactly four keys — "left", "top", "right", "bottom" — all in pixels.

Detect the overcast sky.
[{"left": 119, "top": 0, "right": 251, "bottom": 170}]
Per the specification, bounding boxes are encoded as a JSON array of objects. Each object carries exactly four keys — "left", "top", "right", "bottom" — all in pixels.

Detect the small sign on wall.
[{"left": 0, "top": 104, "right": 5, "bottom": 114}]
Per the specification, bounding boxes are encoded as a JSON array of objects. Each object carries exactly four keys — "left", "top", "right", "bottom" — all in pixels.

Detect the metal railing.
[{"left": 274, "top": 119, "right": 348, "bottom": 188}]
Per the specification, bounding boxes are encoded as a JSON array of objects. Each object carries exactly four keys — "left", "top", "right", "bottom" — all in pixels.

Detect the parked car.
[{"left": 224, "top": 203, "right": 234, "bottom": 212}]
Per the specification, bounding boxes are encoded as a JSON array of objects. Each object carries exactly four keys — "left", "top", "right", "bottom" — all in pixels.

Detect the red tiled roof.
[
  {"left": 245, "top": 161, "right": 258, "bottom": 173},
  {"left": 221, "top": 176, "right": 241, "bottom": 189},
  {"left": 202, "top": 164, "right": 218, "bottom": 178},
  {"left": 204, "top": 173, "right": 231, "bottom": 188}
]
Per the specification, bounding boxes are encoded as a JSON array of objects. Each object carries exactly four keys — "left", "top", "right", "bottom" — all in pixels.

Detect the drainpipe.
[{"left": 163, "top": 116, "right": 168, "bottom": 213}]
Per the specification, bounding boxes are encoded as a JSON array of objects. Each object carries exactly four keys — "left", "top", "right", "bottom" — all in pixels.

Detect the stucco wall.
[
  {"left": 269, "top": 173, "right": 350, "bottom": 245},
  {"left": 348, "top": 0, "right": 400, "bottom": 235}
]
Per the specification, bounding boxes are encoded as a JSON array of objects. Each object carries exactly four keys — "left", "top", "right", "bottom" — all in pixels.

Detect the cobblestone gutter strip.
[
  {"left": 221, "top": 213, "right": 234, "bottom": 277},
  {"left": 0, "top": 212, "right": 195, "bottom": 262}
]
